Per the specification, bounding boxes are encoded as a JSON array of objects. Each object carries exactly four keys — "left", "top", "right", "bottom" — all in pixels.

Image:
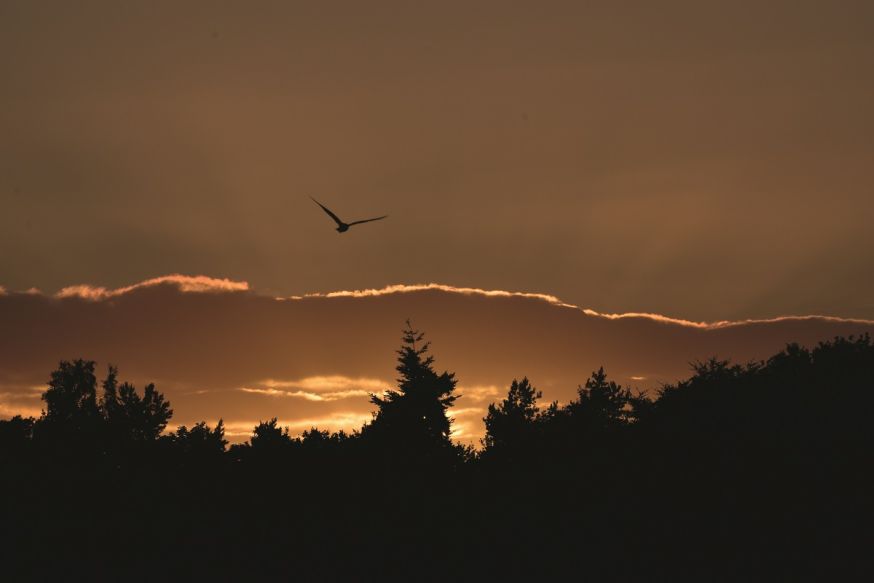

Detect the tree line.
[{"left": 2, "top": 324, "right": 871, "bottom": 581}]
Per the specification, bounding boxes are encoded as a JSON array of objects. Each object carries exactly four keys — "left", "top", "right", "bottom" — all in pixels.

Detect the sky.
[
  {"left": 1, "top": 277, "right": 872, "bottom": 443},
  {"left": 2, "top": 1, "right": 873, "bottom": 321},
  {"left": 2, "top": 2, "right": 874, "bottom": 441}
]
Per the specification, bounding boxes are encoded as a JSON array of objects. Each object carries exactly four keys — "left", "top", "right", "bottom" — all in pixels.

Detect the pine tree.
[
  {"left": 483, "top": 377, "right": 542, "bottom": 451},
  {"left": 366, "top": 322, "right": 458, "bottom": 452},
  {"left": 567, "top": 367, "right": 636, "bottom": 430}
]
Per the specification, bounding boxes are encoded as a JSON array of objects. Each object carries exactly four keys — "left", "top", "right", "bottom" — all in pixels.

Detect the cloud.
[
  {"left": 260, "top": 376, "right": 388, "bottom": 393},
  {"left": 19, "top": 275, "right": 874, "bottom": 330},
  {"left": 296, "top": 284, "right": 577, "bottom": 309},
  {"left": 55, "top": 274, "right": 249, "bottom": 300},
  {"left": 448, "top": 407, "right": 487, "bottom": 441},
  {"left": 294, "top": 283, "right": 874, "bottom": 330},
  {"left": 459, "top": 385, "right": 502, "bottom": 403},
  {"left": 238, "top": 375, "right": 388, "bottom": 402},
  {"left": 239, "top": 387, "right": 372, "bottom": 402},
  {"left": 2, "top": 274, "right": 873, "bottom": 443},
  {"left": 580, "top": 308, "right": 874, "bottom": 330}
]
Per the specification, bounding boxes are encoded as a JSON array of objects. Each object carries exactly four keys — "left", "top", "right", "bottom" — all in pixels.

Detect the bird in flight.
[{"left": 310, "top": 197, "right": 388, "bottom": 233}]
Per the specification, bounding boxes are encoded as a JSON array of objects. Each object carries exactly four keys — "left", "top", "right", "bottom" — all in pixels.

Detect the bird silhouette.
[{"left": 310, "top": 197, "right": 388, "bottom": 233}]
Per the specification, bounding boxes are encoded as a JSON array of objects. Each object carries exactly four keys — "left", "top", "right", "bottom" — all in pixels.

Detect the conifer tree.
[
  {"left": 483, "top": 377, "right": 542, "bottom": 451},
  {"left": 367, "top": 321, "right": 458, "bottom": 451}
]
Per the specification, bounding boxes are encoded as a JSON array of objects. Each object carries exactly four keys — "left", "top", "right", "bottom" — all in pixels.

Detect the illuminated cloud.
[
  {"left": 459, "top": 385, "right": 502, "bottom": 403},
  {"left": 238, "top": 375, "right": 389, "bottom": 403},
  {"left": 260, "top": 376, "right": 388, "bottom": 393},
  {"left": 451, "top": 407, "right": 487, "bottom": 417},
  {"left": 55, "top": 274, "right": 249, "bottom": 300},
  {"left": 239, "top": 387, "right": 372, "bottom": 402},
  {"left": 299, "top": 283, "right": 574, "bottom": 308},
  {"left": 295, "top": 283, "right": 874, "bottom": 329},
  {"left": 448, "top": 407, "right": 487, "bottom": 441},
  {"left": 579, "top": 308, "right": 874, "bottom": 330},
  {"left": 18, "top": 274, "right": 874, "bottom": 329},
  {"left": 3, "top": 274, "right": 874, "bottom": 443}
]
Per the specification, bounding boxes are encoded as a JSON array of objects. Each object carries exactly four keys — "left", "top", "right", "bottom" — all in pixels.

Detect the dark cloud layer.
[
  {"left": 2, "top": 276, "right": 871, "bottom": 442},
  {"left": 2, "top": 1, "right": 873, "bottom": 321}
]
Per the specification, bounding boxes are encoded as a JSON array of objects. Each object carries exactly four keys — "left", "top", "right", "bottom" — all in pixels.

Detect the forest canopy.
[{"left": 2, "top": 327, "right": 871, "bottom": 581}]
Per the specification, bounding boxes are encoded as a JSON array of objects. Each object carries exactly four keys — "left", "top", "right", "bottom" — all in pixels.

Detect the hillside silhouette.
[{"left": 1, "top": 324, "right": 871, "bottom": 581}]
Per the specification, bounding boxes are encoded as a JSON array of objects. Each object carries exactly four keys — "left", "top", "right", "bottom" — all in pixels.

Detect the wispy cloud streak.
[
  {"left": 239, "top": 387, "right": 372, "bottom": 402},
  {"left": 55, "top": 274, "right": 249, "bottom": 300},
  {"left": 292, "top": 283, "right": 874, "bottom": 329},
  {"left": 259, "top": 376, "right": 387, "bottom": 393},
  {"left": 10, "top": 274, "right": 873, "bottom": 329}
]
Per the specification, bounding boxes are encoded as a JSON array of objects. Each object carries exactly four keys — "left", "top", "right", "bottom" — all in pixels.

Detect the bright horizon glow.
[{"left": 166, "top": 411, "right": 377, "bottom": 439}]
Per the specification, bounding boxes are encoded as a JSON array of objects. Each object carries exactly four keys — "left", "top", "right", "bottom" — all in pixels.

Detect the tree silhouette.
[
  {"left": 41, "top": 359, "right": 100, "bottom": 425},
  {"left": 101, "top": 365, "right": 172, "bottom": 442},
  {"left": 168, "top": 420, "right": 227, "bottom": 458},
  {"left": 34, "top": 359, "right": 105, "bottom": 452},
  {"left": 482, "top": 377, "right": 542, "bottom": 451},
  {"left": 0, "top": 415, "right": 35, "bottom": 461},
  {"left": 32, "top": 360, "right": 172, "bottom": 455},
  {"left": 300, "top": 427, "right": 332, "bottom": 446},
  {"left": 250, "top": 417, "right": 293, "bottom": 451},
  {"left": 566, "top": 366, "right": 638, "bottom": 431},
  {"left": 365, "top": 321, "right": 459, "bottom": 457},
  {"left": 4, "top": 333, "right": 871, "bottom": 580}
]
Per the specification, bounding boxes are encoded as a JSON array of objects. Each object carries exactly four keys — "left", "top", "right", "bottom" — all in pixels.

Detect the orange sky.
[
  {"left": 2, "top": 276, "right": 871, "bottom": 443},
  {"left": 2, "top": 3, "right": 873, "bottom": 442},
  {"left": 2, "top": 1, "right": 873, "bottom": 321}
]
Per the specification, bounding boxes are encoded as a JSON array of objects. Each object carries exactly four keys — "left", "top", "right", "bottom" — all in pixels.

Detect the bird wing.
[
  {"left": 310, "top": 197, "right": 345, "bottom": 226},
  {"left": 347, "top": 215, "right": 388, "bottom": 227}
]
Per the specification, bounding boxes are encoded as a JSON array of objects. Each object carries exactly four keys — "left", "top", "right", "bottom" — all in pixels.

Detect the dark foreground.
[{"left": 2, "top": 333, "right": 872, "bottom": 581}]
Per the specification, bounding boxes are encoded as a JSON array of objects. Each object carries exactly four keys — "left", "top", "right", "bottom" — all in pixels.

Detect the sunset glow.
[{"left": 2, "top": 3, "right": 871, "bottom": 577}]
